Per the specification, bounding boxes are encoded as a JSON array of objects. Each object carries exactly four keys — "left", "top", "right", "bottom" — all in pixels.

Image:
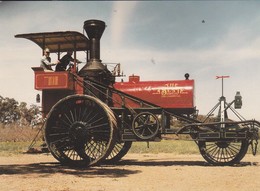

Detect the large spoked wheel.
[
  {"left": 104, "top": 141, "right": 132, "bottom": 164},
  {"left": 198, "top": 139, "right": 249, "bottom": 165},
  {"left": 44, "top": 95, "right": 117, "bottom": 167},
  {"left": 132, "top": 112, "right": 160, "bottom": 140}
]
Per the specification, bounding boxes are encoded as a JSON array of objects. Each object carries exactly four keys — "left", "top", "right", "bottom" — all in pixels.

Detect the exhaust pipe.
[{"left": 79, "top": 19, "right": 106, "bottom": 76}]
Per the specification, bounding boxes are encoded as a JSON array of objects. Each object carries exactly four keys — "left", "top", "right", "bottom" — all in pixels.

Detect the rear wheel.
[
  {"left": 44, "top": 95, "right": 117, "bottom": 166},
  {"left": 104, "top": 141, "right": 132, "bottom": 164},
  {"left": 198, "top": 139, "right": 249, "bottom": 165}
]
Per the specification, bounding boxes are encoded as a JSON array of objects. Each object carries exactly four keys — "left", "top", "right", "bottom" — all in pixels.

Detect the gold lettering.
[
  {"left": 44, "top": 76, "right": 59, "bottom": 86},
  {"left": 162, "top": 83, "right": 187, "bottom": 97},
  {"left": 152, "top": 83, "right": 189, "bottom": 97}
]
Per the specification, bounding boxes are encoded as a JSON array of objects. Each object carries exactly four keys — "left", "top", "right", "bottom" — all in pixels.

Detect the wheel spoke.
[
  {"left": 225, "top": 148, "right": 233, "bottom": 159},
  {"left": 49, "top": 132, "right": 69, "bottom": 137},
  {"left": 64, "top": 113, "right": 73, "bottom": 125},
  {"left": 86, "top": 122, "right": 108, "bottom": 130}
]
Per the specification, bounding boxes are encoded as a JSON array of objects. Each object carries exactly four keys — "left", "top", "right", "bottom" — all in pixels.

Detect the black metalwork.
[{"left": 132, "top": 112, "right": 160, "bottom": 140}]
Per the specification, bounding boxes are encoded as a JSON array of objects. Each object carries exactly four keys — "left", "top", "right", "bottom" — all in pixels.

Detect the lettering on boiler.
[{"left": 153, "top": 83, "right": 188, "bottom": 97}]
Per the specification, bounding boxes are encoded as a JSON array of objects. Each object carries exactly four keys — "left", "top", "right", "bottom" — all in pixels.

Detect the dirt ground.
[{"left": 0, "top": 153, "right": 259, "bottom": 191}]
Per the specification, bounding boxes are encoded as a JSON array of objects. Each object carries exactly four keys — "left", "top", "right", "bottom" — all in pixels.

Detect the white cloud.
[{"left": 110, "top": 1, "right": 138, "bottom": 48}]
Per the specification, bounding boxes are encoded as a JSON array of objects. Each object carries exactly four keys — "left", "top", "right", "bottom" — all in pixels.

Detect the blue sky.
[{"left": 0, "top": 1, "right": 260, "bottom": 120}]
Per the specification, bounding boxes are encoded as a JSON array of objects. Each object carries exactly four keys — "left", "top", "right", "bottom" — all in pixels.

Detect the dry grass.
[
  {"left": 0, "top": 124, "right": 44, "bottom": 156},
  {"left": 0, "top": 123, "right": 43, "bottom": 142},
  {"left": 0, "top": 142, "right": 33, "bottom": 156}
]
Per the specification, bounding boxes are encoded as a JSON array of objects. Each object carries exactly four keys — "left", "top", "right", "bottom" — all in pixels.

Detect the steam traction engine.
[{"left": 15, "top": 20, "right": 260, "bottom": 166}]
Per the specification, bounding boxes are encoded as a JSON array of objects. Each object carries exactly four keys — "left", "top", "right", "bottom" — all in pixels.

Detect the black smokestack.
[
  {"left": 84, "top": 19, "right": 105, "bottom": 61},
  {"left": 79, "top": 19, "right": 106, "bottom": 76}
]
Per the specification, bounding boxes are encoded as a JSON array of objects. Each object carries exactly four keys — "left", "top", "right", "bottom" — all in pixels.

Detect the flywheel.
[{"left": 132, "top": 112, "right": 160, "bottom": 140}]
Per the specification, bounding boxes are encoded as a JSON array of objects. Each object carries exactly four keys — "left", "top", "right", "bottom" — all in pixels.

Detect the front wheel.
[{"left": 198, "top": 139, "right": 249, "bottom": 165}]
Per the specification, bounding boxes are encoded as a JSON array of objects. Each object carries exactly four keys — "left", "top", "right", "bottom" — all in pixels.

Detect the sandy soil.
[{"left": 0, "top": 153, "right": 259, "bottom": 191}]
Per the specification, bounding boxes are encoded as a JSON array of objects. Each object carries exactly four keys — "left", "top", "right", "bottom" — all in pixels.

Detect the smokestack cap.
[{"left": 84, "top": 19, "right": 106, "bottom": 40}]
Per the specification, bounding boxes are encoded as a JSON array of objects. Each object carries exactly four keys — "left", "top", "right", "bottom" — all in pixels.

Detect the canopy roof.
[{"left": 15, "top": 31, "right": 90, "bottom": 53}]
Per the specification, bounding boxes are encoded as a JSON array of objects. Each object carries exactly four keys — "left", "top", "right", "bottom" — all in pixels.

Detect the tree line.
[{"left": 0, "top": 96, "right": 41, "bottom": 126}]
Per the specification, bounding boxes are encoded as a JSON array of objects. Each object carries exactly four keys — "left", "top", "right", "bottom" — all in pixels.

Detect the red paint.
[
  {"left": 33, "top": 70, "right": 74, "bottom": 90},
  {"left": 113, "top": 75, "right": 195, "bottom": 109}
]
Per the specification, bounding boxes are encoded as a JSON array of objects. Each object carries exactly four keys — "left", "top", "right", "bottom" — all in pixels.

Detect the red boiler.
[{"left": 113, "top": 75, "right": 195, "bottom": 114}]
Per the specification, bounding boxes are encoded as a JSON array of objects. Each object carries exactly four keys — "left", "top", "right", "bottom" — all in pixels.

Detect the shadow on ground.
[
  {"left": 114, "top": 158, "right": 258, "bottom": 167},
  {"left": 0, "top": 161, "right": 141, "bottom": 178},
  {"left": 0, "top": 157, "right": 257, "bottom": 177}
]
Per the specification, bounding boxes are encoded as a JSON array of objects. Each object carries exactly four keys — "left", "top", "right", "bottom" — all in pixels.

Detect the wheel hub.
[
  {"left": 215, "top": 141, "right": 230, "bottom": 148},
  {"left": 69, "top": 122, "right": 88, "bottom": 143}
]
